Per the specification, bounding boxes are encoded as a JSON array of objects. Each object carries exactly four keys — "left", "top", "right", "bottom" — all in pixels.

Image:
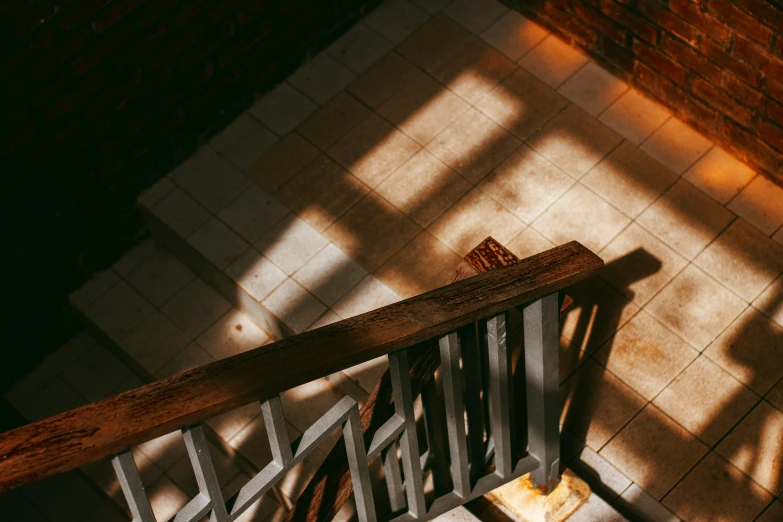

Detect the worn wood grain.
[{"left": 0, "top": 241, "right": 601, "bottom": 493}]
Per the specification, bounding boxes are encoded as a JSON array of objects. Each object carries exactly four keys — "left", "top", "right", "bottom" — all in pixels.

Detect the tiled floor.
[{"left": 5, "top": 0, "right": 783, "bottom": 521}]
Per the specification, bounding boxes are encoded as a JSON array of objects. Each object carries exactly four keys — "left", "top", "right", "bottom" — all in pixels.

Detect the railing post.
[
  {"left": 523, "top": 293, "right": 561, "bottom": 492},
  {"left": 111, "top": 450, "right": 156, "bottom": 522}
]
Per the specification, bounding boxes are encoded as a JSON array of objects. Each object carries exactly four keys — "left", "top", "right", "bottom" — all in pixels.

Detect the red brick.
[
  {"left": 732, "top": 0, "right": 783, "bottom": 33},
  {"left": 92, "top": 0, "right": 140, "bottom": 33},
  {"left": 58, "top": 0, "right": 111, "bottom": 32},
  {"left": 637, "top": 0, "right": 699, "bottom": 46},
  {"left": 668, "top": 0, "right": 732, "bottom": 46},
  {"left": 701, "top": 37, "right": 761, "bottom": 86},
  {"left": 707, "top": 0, "right": 773, "bottom": 46},
  {"left": 634, "top": 39, "right": 688, "bottom": 85},
  {"left": 767, "top": 100, "right": 783, "bottom": 127},
  {"left": 692, "top": 77, "right": 754, "bottom": 127},
  {"left": 542, "top": 3, "right": 599, "bottom": 47},
  {"left": 661, "top": 34, "right": 721, "bottom": 83},
  {"left": 776, "top": 36, "right": 783, "bottom": 58},
  {"left": 111, "top": 24, "right": 168, "bottom": 73},
  {"left": 574, "top": 0, "right": 628, "bottom": 45},
  {"left": 634, "top": 61, "right": 719, "bottom": 125},
  {"left": 136, "top": 0, "right": 182, "bottom": 26},
  {"left": 44, "top": 71, "right": 105, "bottom": 122},
  {"left": 13, "top": 0, "right": 66, "bottom": 39},
  {"left": 26, "top": 29, "right": 92, "bottom": 81},
  {"left": 722, "top": 72, "right": 766, "bottom": 113},
  {"left": 72, "top": 23, "right": 135, "bottom": 76},
  {"left": 601, "top": 0, "right": 659, "bottom": 43},
  {"left": 758, "top": 120, "right": 783, "bottom": 151},
  {"left": 145, "top": 23, "right": 205, "bottom": 72},
  {"left": 173, "top": 0, "right": 213, "bottom": 27},
  {"left": 734, "top": 35, "right": 783, "bottom": 82},
  {"left": 601, "top": 37, "right": 635, "bottom": 74},
  {"left": 178, "top": 21, "right": 234, "bottom": 70},
  {"left": 766, "top": 78, "right": 783, "bottom": 100}
]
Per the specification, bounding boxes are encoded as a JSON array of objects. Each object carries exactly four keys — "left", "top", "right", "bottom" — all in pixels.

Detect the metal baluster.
[
  {"left": 459, "top": 323, "right": 485, "bottom": 480},
  {"left": 382, "top": 440, "right": 406, "bottom": 513},
  {"left": 388, "top": 349, "right": 426, "bottom": 519},
  {"left": 112, "top": 450, "right": 156, "bottom": 522},
  {"left": 343, "top": 405, "right": 377, "bottom": 522},
  {"left": 421, "top": 379, "right": 449, "bottom": 494},
  {"left": 439, "top": 333, "right": 470, "bottom": 498},
  {"left": 179, "top": 424, "right": 228, "bottom": 522},
  {"left": 261, "top": 396, "right": 293, "bottom": 466},
  {"left": 523, "top": 293, "right": 561, "bottom": 490},
  {"left": 487, "top": 313, "right": 512, "bottom": 478}
]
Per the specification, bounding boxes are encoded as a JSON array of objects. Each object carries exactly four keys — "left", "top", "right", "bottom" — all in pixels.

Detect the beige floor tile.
[
  {"left": 754, "top": 275, "right": 783, "bottom": 327},
  {"left": 376, "top": 149, "right": 471, "bottom": 227},
  {"left": 275, "top": 155, "right": 370, "bottom": 231},
  {"left": 196, "top": 310, "right": 271, "bottom": 360},
  {"left": 249, "top": 82, "right": 318, "bottom": 136},
  {"left": 254, "top": 215, "right": 329, "bottom": 275},
  {"left": 378, "top": 72, "right": 469, "bottom": 144},
  {"left": 767, "top": 380, "right": 783, "bottom": 411},
  {"left": 506, "top": 226, "right": 555, "bottom": 259},
  {"left": 365, "top": 0, "right": 429, "bottom": 44},
  {"left": 717, "top": 401, "right": 783, "bottom": 494},
  {"left": 227, "top": 413, "right": 282, "bottom": 468},
  {"left": 225, "top": 249, "right": 288, "bottom": 302},
  {"left": 637, "top": 179, "right": 734, "bottom": 260},
  {"left": 774, "top": 226, "right": 783, "bottom": 245},
  {"left": 376, "top": 231, "right": 461, "bottom": 298},
  {"left": 69, "top": 269, "right": 120, "bottom": 309},
  {"left": 245, "top": 133, "right": 319, "bottom": 194},
  {"left": 85, "top": 281, "right": 155, "bottom": 341},
  {"left": 640, "top": 118, "right": 712, "bottom": 174},
  {"left": 138, "top": 176, "right": 176, "bottom": 208},
  {"left": 558, "top": 62, "right": 628, "bottom": 116},
  {"left": 728, "top": 175, "right": 783, "bottom": 235},
  {"left": 262, "top": 278, "right": 327, "bottom": 334},
  {"left": 411, "top": 0, "right": 450, "bottom": 14},
  {"left": 150, "top": 188, "right": 211, "bottom": 238},
  {"left": 429, "top": 188, "right": 525, "bottom": 256},
  {"left": 695, "top": 219, "right": 783, "bottom": 302},
  {"left": 309, "top": 310, "right": 342, "bottom": 330},
  {"left": 518, "top": 35, "right": 589, "bottom": 88},
  {"left": 560, "top": 361, "right": 646, "bottom": 450},
  {"left": 683, "top": 147, "right": 756, "bottom": 204},
  {"left": 663, "top": 452, "right": 772, "bottom": 522},
  {"left": 120, "top": 312, "right": 191, "bottom": 374},
  {"left": 704, "top": 307, "right": 783, "bottom": 395},
  {"left": 328, "top": 112, "right": 420, "bottom": 187},
  {"left": 61, "top": 345, "right": 132, "bottom": 403},
  {"left": 217, "top": 185, "right": 290, "bottom": 244},
  {"left": 479, "top": 11, "right": 549, "bottom": 61},
  {"left": 161, "top": 279, "right": 231, "bottom": 338},
  {"left": 112, "top": 238, "right": 157, "bottom": 277},
  {"left": 288, "top": 53, "right": 356, "bottom": 105},
  {"left": 188, "top": 217, "right": 249, "bottom": 269},
  {"left": 532, "top": 183, "right": 630, "bottom": 253},
  {"left": 146, "top": 475, "right": 189, "bottom": 522},
  {"left": 600, "top": 404, "right": 707, "bottom": 499},
  {"left": 168, "top": 441, "right": 242, "bottom": 497},
  {"left": 155, "top": 342, "right": 214, "bottom": 379},
  {"left": 647, "top": 265, "right": 746, "bottom": 350},
  {"left": 296, "top": 92, "right": 372, "bottom": 151},
  {"left": 479, "top": 145, "right": 574, "bottom": 223},
  {"left": 598, "top": 89, "right": 671, "bottom": 145},
  {"left": 654, "top": 356, "right": 759, "bottom": 445},
  {"left": 324, "top": 192, "right": 421, "bottom": 271},
  {"left": 445, "top": 0, "right": 508, "bottom": 34},
  {"left": 20, "top": 377, "right": 86, "bottom": 421},
  {"left": 342, "top": 356, "right": 389, "bottom": 394},
  {"left": 397, "top": 14, "right": 471, "bottom": 71},
  {"left": 527, "top": 104, "right": 623, "bottom": 179},
  {"left": 475, "top": 67, "right": 569, "bottom": 140},
  {"left": 206, "top": 402, "right": 262, "bottom": 443},
  {"left": 326, "top": 23, "right": 394, "bottom": 74},
  {"left": 427, "top": 107, "right": 521, "bottom": 183},
  {"left": 293, "top": 243, "right": 368, "bottom": 306},
  {"left": 209, "top": 113, "right": 278, "bottom": 170},
  {"left": 757, "top": 500, "right": 783, "bottom": 522},
  {"left": 332, "top": 274, "right": 401, "bottom": 318},
  {"left": 618, "top": 484, "right": 680, "bottom": 522},
  {"left": 428, "top": 33, "right": 517, "bottom": 104},
  {"left": 595, "top": 311, "right": 698, "bottom": 400},
  {"left": 582, "top": 141, "right": 678, "bottom": 218},
  {"left": 599, "top": 222, "right": 688, "bottom": 306},
  {"left": 347, "top": 52, "right": 420, "bottom": 108},
  {"left": 168, "top": 146, "right": 252, "bottom": 213},
  {"left": 280, "top": 377, "right": 347, "bottom": 433},
  {"left": 43, "top": 332, "right": 95, "bottom": 374},
  {"left": 560, "top": 275, "right": 640, "bottom": 353}
]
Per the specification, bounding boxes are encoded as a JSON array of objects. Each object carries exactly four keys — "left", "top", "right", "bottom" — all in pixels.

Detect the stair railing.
[{"left": 0, "top": 241, "right": 602, "bottom": 522}]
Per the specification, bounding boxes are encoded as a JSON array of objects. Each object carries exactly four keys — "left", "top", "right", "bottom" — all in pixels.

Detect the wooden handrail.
[{"left": 0, "top": 241, "right": 601, "bottom": 492}]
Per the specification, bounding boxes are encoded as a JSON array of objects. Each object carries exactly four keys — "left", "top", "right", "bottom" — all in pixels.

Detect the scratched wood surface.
[{"left": 0, "top": 241, "right": 601, "bottom": 493}]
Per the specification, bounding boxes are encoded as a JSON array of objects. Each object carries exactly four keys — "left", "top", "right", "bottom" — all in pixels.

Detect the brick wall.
[
  {"left": 504, "top": 0, "right": 783, "bottom": 184},
  {"left": 0, "top": 0, "right": 378, "bottom": 358}
]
